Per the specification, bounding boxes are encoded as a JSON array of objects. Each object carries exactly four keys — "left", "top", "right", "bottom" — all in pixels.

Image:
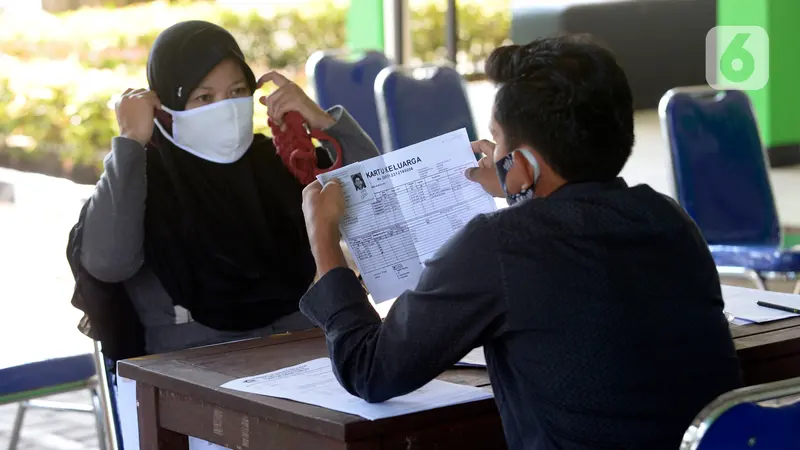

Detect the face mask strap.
[
  {"left": 496, "top": 149, "right": 539, "bottom": 206},
  {"left": 517, "top": 149, "right": 541, "bottom": 184},
  {"left": 154, "top": 108, "right": 173, "bottom": 135}
]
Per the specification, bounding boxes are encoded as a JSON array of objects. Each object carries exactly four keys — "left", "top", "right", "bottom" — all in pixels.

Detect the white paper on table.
[
  {"left": 722, "top": 285, "right": 800, "bottom": 323},
  {"left": 456, "top": 347, "right": 487, "bottom": 367},
  {"left": 220, "top": 358, "right": 493, "bottom": 421},
  {"left": 317, "top": 129, "right": 497, "bottom": 302}
]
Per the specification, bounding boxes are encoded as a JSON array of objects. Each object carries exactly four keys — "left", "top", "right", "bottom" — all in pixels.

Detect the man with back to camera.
[{"left": 298, "top": 36, "right": 743, "bottom": 450}]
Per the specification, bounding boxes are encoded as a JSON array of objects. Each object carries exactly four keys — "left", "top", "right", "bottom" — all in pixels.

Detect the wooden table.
[
  {"left": 118, "top": 329, "right": 505, "bottom": 450},
  {"left": 119, "top": 318, "right": 800, "bottom": 450},
  {"left": 731, "top": 316, "right": 800, "bottom": 385}
]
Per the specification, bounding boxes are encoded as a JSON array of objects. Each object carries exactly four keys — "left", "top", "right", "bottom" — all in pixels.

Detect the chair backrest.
[
  {"left": 375, "top": 65, "right": 477, "bottom": 152},
  {"left": 659, "top": 87, "right": 781, "bottom": 247},
  {"left": 681, "top": 376, "right": 800, "bottom": 450},
  {"left": 306, "top": 50, "right": 390, "bottom": 152}
]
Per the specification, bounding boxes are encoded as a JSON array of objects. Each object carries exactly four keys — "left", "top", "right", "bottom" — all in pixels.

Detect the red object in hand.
[{"left": 268, "top": 111, "right": 343, "bottom": 185}]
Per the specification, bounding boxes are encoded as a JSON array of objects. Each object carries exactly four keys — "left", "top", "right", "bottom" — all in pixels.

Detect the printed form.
[
  {"left": 318, "top": 129, "right": 497, "bottom": 302},
  {"left": 221, "top": 358, "right": 493, "bottom": 420},
  {"left": 456, "top": 347, "right": 487, "bottom": 367}
]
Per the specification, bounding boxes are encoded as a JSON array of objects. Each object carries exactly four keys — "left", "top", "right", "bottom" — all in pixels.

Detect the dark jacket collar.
[{"left": 548, "top": 177, "right": 628, "bottom": 200}]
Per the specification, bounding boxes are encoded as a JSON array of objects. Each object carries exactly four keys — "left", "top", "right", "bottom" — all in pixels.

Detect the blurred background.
[
  {"left": 1, "top": 0, "right": 798, "bottom": 448},
  {"left": 0, "top": 0, "right": 507, "bottom": 183}
]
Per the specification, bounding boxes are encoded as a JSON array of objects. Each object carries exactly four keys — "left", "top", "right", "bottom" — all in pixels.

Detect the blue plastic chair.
[
  {"left": 374, "top": 64, "right": 478, "bottom": 152},
  {"left": 659, "top": 87, "right": 800, "bottom": 293},
  {"left": 0, "top": 340, "right": 118, "bottom": 449},
  {"left": 306, "top": 50, "right": 391, "bottom": 152},
  {"left": 680, "top": 376, "right": 800, "bottom": 450}
]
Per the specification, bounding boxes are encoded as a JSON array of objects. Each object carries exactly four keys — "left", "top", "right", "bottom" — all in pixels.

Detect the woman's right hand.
[{"left": 115, "top": 88, "right": 161, "bottom": 147}]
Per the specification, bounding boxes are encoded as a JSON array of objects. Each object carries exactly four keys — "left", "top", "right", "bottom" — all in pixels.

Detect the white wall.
[{"left": 0, "top": 0, "right": 43, "bottom": 12}]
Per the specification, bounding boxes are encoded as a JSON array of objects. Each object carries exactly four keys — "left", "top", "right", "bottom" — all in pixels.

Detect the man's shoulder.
[
  {"left": 436, "top": 212, "right": 498, "bottom": 259},
  {"left": 486, "top": 199, "right": 554, "bottom": 234},
  {"left": 458, "top": 212, "right": 496, "bottom": 242},
  {"left": 627, "top": 183, "right": 673, "bottom": 201},
  {"left": 628, "top": 184, "right": 697, "bottom": 223}
]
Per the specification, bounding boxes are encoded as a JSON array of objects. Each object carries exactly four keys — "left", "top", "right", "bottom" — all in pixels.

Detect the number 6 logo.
[{"left": 706, "top": 26, "right": 769, "bottom": 91}]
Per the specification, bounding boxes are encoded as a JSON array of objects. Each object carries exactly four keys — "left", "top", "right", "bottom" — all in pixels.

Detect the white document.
[
  {"left": 117, "top": 375, "right": 231, "bottom": 450},
  {"left": 317, "top": 129, "right": 497, "bottom": 302},
  {"left": 221, "top": 358, "right": 493, "bottom": 421},
  {"left": 722, "top": 285, "right": 800, "bottom": 323},
  {"left": 116, "top": 375, "right": 141, "bottom": 450},
  {"left": 456, "top": 347, "right": 487, "bottom": 368}
]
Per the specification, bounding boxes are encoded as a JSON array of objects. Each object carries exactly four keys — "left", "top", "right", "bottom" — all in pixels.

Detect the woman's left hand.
[{"left": 257, "top": 71, "right": 335, "bottom": 130}]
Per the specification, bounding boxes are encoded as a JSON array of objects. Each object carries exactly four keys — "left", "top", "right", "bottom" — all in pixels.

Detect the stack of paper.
[
  {"left": 722, "top": 285, "right": 800, "bottom": 323},
  {"left": 456, "top": 347, "right": 487, "bottom": 368},
  {"left": 221, "top": 358, "right": 493, "bottom": 421}
]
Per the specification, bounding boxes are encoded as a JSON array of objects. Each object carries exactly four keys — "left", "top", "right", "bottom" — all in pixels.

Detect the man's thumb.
[
  {"left": 464, "top": 167, "right": 477, "bottom": 181},
  {"left": 302, "top": 180, "right": 323, "bottom": 198},
  {"left": 322, "top": 177, "right": 342, "bottom": 192}
]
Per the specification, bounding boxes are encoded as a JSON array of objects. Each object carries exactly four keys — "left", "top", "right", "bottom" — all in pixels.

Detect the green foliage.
[
  {"left": 0, "top": 79, "right": 13, "bottom": 136},
  {"left": 1, "top": 0, "right": 508, "bottom": 71},
  {"left": 62, "top": 94, "right": 118, "bottom": 166},
  {"left": 0, "top": 80, "right": 117, "bottom": 176}
]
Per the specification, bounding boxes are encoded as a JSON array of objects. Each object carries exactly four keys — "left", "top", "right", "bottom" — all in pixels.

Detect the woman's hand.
[
  {"left": 257, "top": 71, "right": 335, "bottom": 130},
  {"left": 115, "top": 89, "right": 161, "bottom": 147}
]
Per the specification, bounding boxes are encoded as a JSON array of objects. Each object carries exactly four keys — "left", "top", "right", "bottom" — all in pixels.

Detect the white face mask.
[{"left": 153, "top": 97, "right": 255, "bottom": 164}]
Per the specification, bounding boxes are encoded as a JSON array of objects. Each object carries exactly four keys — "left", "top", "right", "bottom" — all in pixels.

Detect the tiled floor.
[
  {"left": 1, "top": 83, "right": 798, "bottom": 449},
  {"left": 0, "top": 199, "right": 98, "bottom": 450},
  {"left": 0, "top": 392, "right": 99, "bottom": 450}
]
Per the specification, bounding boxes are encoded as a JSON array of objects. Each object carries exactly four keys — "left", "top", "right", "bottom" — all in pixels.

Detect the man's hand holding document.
[{"left": 313, "top": 128, "right": 497, "bottom": 302}]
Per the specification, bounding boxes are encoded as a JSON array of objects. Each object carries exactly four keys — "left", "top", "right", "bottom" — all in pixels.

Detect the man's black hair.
[{"left": 486, "top": 35, "right": 635, "bottom": 182}]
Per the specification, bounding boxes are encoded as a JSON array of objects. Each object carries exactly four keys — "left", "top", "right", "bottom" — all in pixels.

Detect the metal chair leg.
[
  {"left": 717, "top": 266, "right": 767, "bottom": 290},
  {"left": 7, "top": 401, "right": 28, "bottom": 450},
  {"left": 91, "top": 386, "right": 108, "bottom": 450},
  {"left": 92, "top": 341, "right": 120, "bottom": 450}
]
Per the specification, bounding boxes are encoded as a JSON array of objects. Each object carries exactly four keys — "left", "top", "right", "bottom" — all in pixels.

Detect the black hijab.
[{"left": 143, "top": 21, "right": 316, "bottom": 331}]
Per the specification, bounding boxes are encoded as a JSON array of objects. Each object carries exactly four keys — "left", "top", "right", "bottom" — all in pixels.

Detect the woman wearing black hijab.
[{"left": 67, "top": 20, "right": 378, "bottom": 359}]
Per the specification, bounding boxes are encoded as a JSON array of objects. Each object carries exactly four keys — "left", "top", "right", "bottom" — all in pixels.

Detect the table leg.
[{"left": 137, "top": 382, "right": 189, "bottom": 450}]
